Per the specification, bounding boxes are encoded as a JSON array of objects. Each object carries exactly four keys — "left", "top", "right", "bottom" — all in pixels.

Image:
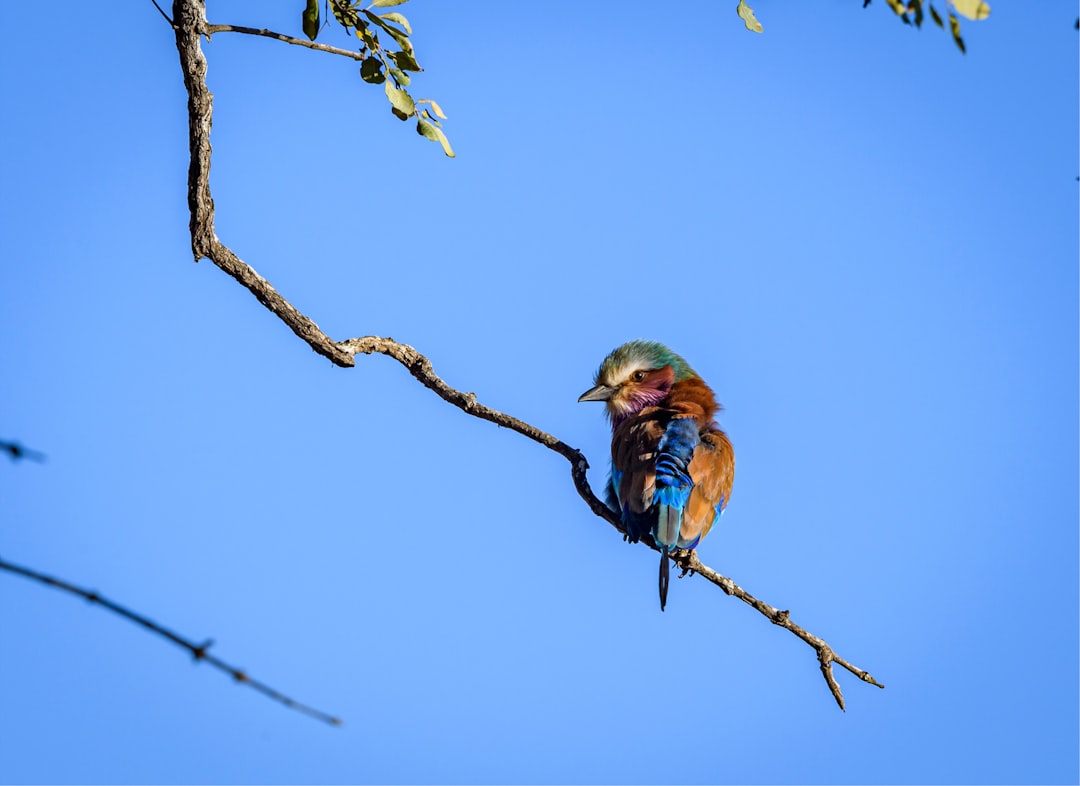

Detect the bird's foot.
[{"left": 676, "top": 549, "right": 697, "bottom": 579}]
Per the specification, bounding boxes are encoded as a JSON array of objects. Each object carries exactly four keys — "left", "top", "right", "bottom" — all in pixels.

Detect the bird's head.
[{"left": 578, "top": 340, "right": 697, "bottom": 425}]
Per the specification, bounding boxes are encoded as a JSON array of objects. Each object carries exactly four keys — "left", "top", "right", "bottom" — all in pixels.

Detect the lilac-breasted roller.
[{"left": 579, "top": 340, "right": 735, "bottom": 611}]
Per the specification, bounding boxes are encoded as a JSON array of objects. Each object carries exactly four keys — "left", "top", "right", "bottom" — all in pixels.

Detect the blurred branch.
[
  {"left": 204, "top": 24, "right": 363, "bottom": 61},
  {"left": 2, "top": 439, "right": 46, "bottom": 463},
  {"left": 0, "top": 555, "right": 341, "bottom": 726},
  {"left": 171, "top": 0, "right": 883, "bottom": 710}
]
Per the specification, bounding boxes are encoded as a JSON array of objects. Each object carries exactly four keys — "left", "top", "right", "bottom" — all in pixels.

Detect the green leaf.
[
  {"left": 908, "top": 0, "right": 924, "bottom": 27},
  {"left": 388, "top": 67, "right": 411, "bottom": 87},
  {"left": 384, "top": 80, "right": 415, "bottom": 118},
  {"left": 929, "top": 3, "right": 945, "bottom": 26},
  {"left": 330, "top": 0, "right": 360, "bottom": 28},
  {"left": 948, "top": 11, "right": 966, "bottom": 52},
  {"left": 950, "top": 0, "right": 990, "bottom": 21},
  {"left": 736, "top": 0, "right": 763, "bottom": 33},
  {"left": 302, "top": 0, "right": 319, "bottom": 41},
  {"left": 417, "top": 119, "right": 455, "bottom": 158},
  {"left": 390, "top": 50, "right": 422, "bottom": 72},
  {"left": 379, "top": 11, "right": 412, "bottom": 34},
  {"left": 363, "top": 9, "right": 413, "bottom": 53},
  {"left": 356, "top": 22, "right": 377, "bottom": 50},
  {"left": 360, "top": 56, "right": 385, "bottom": 84},
  {"left": 371, "top": 0, "right": 409, "bottom": 6}
]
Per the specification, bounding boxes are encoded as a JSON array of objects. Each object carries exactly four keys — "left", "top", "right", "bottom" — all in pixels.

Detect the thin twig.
[
  {"left": 204, "top": 24, "right": 363, "bottom": 61},
  {"left": 171, "top": 0, "right": 883, "bottom": 710},
  {"left": 0, "top": 556, "right": 342, "bottom": 726},
  {"left": 150, "top": 0, "right": 176, "bottom": 28}
]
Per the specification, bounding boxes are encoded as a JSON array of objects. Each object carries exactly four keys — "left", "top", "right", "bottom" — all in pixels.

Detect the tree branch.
[
  {"left": 171, "top": 0, "right": 883, "bottom": 711},
  {"left": 0, "top": 555, "right": 341, "bottom": 726},
  {"left": 205, "top": 24, "right": 364, "bottom": 61}
]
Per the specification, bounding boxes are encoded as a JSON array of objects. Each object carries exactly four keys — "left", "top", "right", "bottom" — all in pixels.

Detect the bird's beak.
[{"left": 578, "top": 384, "right": 616, "bottom": 403}]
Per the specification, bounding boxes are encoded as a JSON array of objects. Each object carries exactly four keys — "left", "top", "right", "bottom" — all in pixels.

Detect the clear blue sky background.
[{"left": 1, "top": 1, "right": 1076, "bottom": 783}]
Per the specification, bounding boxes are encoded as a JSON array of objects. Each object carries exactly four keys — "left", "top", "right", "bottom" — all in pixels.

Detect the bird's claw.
[{"left": 676, "top": 550, "right": 697, "bottom": 579}]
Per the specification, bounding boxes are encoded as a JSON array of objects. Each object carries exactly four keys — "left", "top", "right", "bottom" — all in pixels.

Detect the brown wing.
[
  {"left": 679, "top": 426, "right": 735, "bottom": 549},
  {"left": 610, "top": 407, "right": 666, "bottom": 516}
]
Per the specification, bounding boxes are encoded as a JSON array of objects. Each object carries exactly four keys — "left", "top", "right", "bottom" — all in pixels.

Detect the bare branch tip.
[
  {"left": 862, "top": 672, "right": 886, "bottom": 689},
  {"left": 821, "top": 665, "right": 846, "bottom": 710}
]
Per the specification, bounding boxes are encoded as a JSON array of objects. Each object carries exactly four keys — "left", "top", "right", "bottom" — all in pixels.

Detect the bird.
[{"left": 579, "top": 340, "right": 734, "bottom": 611}]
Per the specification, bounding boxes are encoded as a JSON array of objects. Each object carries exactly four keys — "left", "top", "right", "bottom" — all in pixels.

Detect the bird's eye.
[{"left": 632, "top": 370, "right": 646, "bottom": 382}]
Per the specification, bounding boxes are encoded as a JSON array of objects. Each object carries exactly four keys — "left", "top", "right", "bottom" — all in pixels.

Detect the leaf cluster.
[
  {"left": 868, "top": 0, "right": 990, "bottom": 53},
  {"left": 737, "top": 0, "right": 991, "bottom": 53},
  {"left": 302, "top": 0, "right": 454, "bottom": 156}
]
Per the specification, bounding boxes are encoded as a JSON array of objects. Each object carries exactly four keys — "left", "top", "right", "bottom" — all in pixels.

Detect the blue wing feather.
[{"left": 653, "top": 417, "right": 699, "bottom": 550}]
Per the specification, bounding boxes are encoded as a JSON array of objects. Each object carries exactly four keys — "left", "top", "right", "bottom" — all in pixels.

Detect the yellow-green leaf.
[
  {"left": 388, "top": 67, "right": 411, "bottom": 87},
  {"left": 329, "top": 0, "right": 359, "bottom": 28},
  {"left": 379, "top": 11, "right": 412, "bottom": 34},
  {"left": 950, "top": 0, "right": 990, "bottom": 21},
  {"left": 385, "top": 80, "right": 415, "bottom": 117},
  {"left": 363, "top": 9, "right": 414, "bottom": 54},
  {"left": 948, "top": 12, "right": 966, "bottom": 52},
  {"left": 884, "top": 0, "right": 907, "bottom": 16},
  {"left": 356, "top": 24, "right": 377, "bottom": 50},
  {"left": 736, "top": 0, "right": 763, "bottom": 33},
  {"left": 302, "top": 0, "right": 319, "bottom": 41},
  {"left": 419, "top": 98, "right": 447, "bottom": 119},
  {"left": 417, "top": 119, "right": 455, "bottom": 158},
  {"left": 371, "top": 0, "right": 409, "bottom": 7}
]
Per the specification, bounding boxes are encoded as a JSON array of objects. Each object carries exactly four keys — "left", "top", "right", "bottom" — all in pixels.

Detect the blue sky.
[{"left": 1, "top": 1, "right": 1076, "bottom": 783}]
